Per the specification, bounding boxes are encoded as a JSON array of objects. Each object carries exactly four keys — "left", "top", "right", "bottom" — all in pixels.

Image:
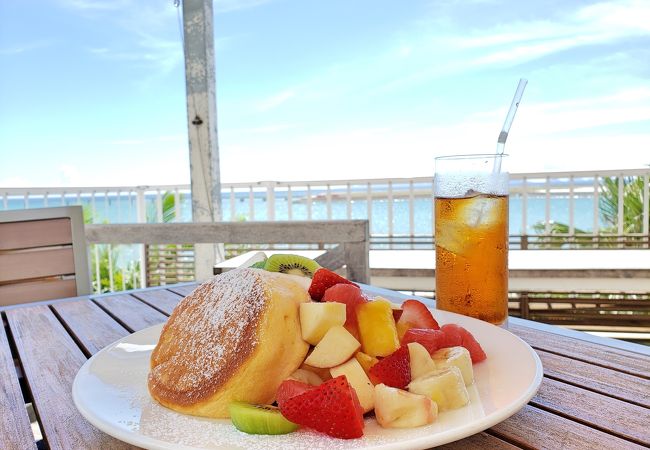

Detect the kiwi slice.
[
  {"left": 249, "top": 260, "right": 267, "bottom": 269},
  {"left": 263, "top": 254, "right": 321, "bottom": 278},
  {"left": 229, "top": 401, "right": 298, "bottom": 435}
]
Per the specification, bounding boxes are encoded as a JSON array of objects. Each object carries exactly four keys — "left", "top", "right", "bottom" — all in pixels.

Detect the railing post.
[
  {"left": 618, "top": 175, "right": 624, "bottom": 248},
  {"left": 545, "top": 176, "right": 551, "bottom": 234},
  {"left": 569, "top": 175, "right": 575, "bottom": 235},
  {"left": 522, "top": 176, "right": 528, "bottom": 235},
  {"left": 136, "top": 188, "right": 147, "bottom": 288},
  {"left": 643, "top": 172, "right": 650, "bottom": 247},
  {"left": 266, "top": 181, "right": 276, "bottom": 221},
  {"left": 521, "top": 292, "right": 530, "bottom": 319}
]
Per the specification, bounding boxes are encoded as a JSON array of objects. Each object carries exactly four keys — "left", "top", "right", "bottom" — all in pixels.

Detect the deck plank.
[
  {"left": 0, "top": 320, "right": 35, "bottom": 450},
  {"left": 537, "top": 349, "right": 650, "bottom": 407},
  {"left": 131, "top": 288, "right": 183, "bottom": 316},
  {"left": 5, "top": 306, "right": 134, "bottom": 450},
  {"left": 93, "top": 293, "right": 168, "bottom": 332},
  {"left": 52, "top": 300, "right": 130, "bottom": 355},
  {"left": 438, "top": 431, "right": 521, "bottom": 449},
  {"left": 490, "top": 404, "right": 646, "bottom": 449},
  {"left": 531, "top": 378, "right": 650, "bottom": 446},
  {"left": 509, "top": 323, "right": 650, "bottom": 378}
]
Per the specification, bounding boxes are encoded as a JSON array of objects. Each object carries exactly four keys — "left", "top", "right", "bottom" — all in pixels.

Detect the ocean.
[{"left": 4, "top": 191, "right": 599, "bottom": 236}]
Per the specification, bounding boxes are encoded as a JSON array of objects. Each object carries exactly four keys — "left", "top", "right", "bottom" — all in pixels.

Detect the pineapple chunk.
[
  {"left": 355, "top": 351, "right": 379, "bottom": 379},
  {"left": 356, "top": 299, "right": 400, "bottom": 357}
]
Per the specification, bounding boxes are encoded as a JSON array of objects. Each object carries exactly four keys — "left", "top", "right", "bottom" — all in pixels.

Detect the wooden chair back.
[{"left": 0, "top": 206, "right": 91, "bottom": 306}]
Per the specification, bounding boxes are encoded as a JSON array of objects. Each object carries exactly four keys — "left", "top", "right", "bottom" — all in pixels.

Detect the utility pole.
[{"left": 181, "top": 0, "right": 223, "bottom": 280}]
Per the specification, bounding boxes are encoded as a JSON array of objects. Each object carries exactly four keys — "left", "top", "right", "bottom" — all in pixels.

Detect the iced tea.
[{"left": 435, "top": 193, "right": 508, "bottom": 325}]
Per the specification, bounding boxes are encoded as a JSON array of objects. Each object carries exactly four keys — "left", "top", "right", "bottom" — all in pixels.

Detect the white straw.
[{"left": 494, "top": 78, "right": 527, "bottom": 172}]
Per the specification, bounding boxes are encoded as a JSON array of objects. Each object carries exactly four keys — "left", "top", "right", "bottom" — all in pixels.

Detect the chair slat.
[
  {"left": 0, "top": 279, "right": 77, "bottom": 306},
  {"left": 0, "top": 248, "right": 75, "bottom": 282},
  {"left": 0, "top": 322, "right": 35, "bottom": 450},
  {"left": 5, "top": 305, "right": 133, "bottom": 450},
  {"left": 0, "top": 218, "right": 72, "bottom": 251},
  {"left": 52, "top": 300, "right": 130, "bottom": 356},
  {"left": 93, "top": 294, "right": 168, "bottom": 332}
]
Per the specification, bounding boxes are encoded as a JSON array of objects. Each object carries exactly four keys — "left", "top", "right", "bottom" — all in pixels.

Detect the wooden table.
[{"left": 1, "top": 282, "right": 649, "bottom": 449}]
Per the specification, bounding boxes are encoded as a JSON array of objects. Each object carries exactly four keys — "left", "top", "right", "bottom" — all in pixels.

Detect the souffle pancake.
[{"left": 148, "top": 268, "right": 310, "bottom": 418}]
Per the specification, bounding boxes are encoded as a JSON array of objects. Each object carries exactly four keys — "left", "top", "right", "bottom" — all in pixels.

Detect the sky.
[{"left": 0, "top": 0, "right": 649, "bottom": 187}]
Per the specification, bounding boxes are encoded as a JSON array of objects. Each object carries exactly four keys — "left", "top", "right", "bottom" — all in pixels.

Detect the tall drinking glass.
[{"left": 434, "top": 154, "right": 509, "bottom": 326}]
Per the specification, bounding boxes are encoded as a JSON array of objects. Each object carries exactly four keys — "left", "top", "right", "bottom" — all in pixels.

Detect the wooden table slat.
[
  {"left": 537, "top": 349, "right": 650, "bottom": 407},
  {"left": 438, "top": 431, "right": 522, "bottom": 449},
  {"left": 131, "top": 288, "right": 184, "bottom": 316},
  {"left": 52, "top": 300, "right": 131, "bottom": 356},
  {"left": 490, "top": 404, "right": 647, "bottom": 450},
  {"left": 509, "top": 323, "right": 650, "bottom": 378},
  {"left": 93, "top": 293, "right": 169, "bottom": 332},
  {"left": 0, "top": 320, "right": 36, "bottom": 450},
  {"left": 5, "top": 306, "right": 134, "bottom": 450},
  {"left": 531, "top": 378, "right": 650, "bottom": 446},
  {"left": 166, "top": 283, "right": 198, "bottom": 297}
]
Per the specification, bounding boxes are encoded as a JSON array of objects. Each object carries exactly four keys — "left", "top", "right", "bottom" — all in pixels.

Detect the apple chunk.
[
  {"left": 303, "top": 325, "right": 361, "bottom": 368},
  {"left": 330, "top": 358, "right": 375, "bottom": 413},
  {"left": 407, "top": 342, "right": 437, "bottom": 380},
  {"left": 300, "top": 302, "right": 346, "bottom": 345},
  {"left": 374, "top": 383, "right": 437, "bottom": 428}
]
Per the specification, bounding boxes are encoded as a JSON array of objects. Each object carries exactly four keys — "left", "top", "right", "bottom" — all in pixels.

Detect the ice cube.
[{"left": 461, "top": 196, "right": 503, "bottom": 228}]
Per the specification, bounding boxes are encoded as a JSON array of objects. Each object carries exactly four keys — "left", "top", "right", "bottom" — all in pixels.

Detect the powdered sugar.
[{"left": 150, "top": 268, "right": 267, "bottom": 400}]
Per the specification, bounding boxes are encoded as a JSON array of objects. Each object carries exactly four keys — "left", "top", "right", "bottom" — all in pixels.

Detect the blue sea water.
[{"left": 4, "top": 191, "right": 600, "bottom": 236}]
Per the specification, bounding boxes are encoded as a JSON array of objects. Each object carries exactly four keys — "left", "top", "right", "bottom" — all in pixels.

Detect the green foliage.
[
  {"left": 91, "top": 244, "right": 141, "bottom": 293},
  {"left": 598, "top": 177, "right": 646, "bottom": 233},
  {"left": 531, "top": 175, "right": 648, "bottom": 248}
]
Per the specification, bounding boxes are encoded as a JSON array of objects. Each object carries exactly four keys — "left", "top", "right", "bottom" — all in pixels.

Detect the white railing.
[{"left": 3, "top": 169, "right": 649, "bottom": 293}]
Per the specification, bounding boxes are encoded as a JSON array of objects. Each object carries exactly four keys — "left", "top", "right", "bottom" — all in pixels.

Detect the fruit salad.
[{"left": 230, "top": 254, "right": 487, "bottom": 439}]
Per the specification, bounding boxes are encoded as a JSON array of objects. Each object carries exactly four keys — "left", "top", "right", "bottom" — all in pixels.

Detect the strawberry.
[
  {"left": 276, "top": 379, "right": 315, "bottom": 409},
  {"left": 322, "top": 284, "right": 369, "bottom": 339},
  {"left": 441, "top": 324, "right": 487, "bottom": 363},
  {"left": 392, "top": 308, "right": 403, "bottom": 323},
  {"left": 401, "top": 328, "right": 446, "bottom": 354},
  {"left": 402, "top": 326, "right": 487, "bottom": 363},
  {"left": 395, "top": 299, "right": 440, "bottom": 339},
  {"left": 279, "top": 375, "right": 365, "bottom": 439},
  {"left": 368, "top": 345, "right": 411, "bottom": 389},
  {"left": 439, "top": 323, "right": 463, "bottom": 348},
  {"left": 308, "top": 268, "right": 358, "bottom": 301}
]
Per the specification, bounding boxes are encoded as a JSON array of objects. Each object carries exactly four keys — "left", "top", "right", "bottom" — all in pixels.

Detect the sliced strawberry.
[
  {"left": 322, "top": 284, "right": 369, "bottom": 339},
  {"left": 279, "top": 375, "right": 364, "bottom": 439},
  {"left": 439, "top": 323, "right": 463, "bottom": 348},
  {"left": 392, "top": 308, "right": 403, "bottom": 323},
  {"left": 276, "top": 379, "right": 315, "bottom": 409},
  {"left": 401, "top": 328, "right": 446, "bottom": 354},
  {"left": 368, "top": 345, "right": 411, "bottom": 389},
  {"left": 395, "top": 299, "right": 439, "bottom": 339},
  {"left": 442, "top": 324, "right": 487, "bottom": 363},
  {"left": 308, "top": 268, "right": 358, "bottom": 301}
]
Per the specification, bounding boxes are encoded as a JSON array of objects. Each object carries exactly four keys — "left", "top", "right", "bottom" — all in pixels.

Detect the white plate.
[{"left": 73, "top": 311, "right": 543, "bottom": 450}]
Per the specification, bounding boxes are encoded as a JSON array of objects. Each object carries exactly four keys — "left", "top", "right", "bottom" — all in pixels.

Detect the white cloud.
[
  {"left": 57, "top": 0, "right": 131, "bottom": 10},
  {"left": 215, "top": 0, "right": 272, "bottom": 14},
  {"left": 256, "top": 90, "right": 297, "bottom": 111}
]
